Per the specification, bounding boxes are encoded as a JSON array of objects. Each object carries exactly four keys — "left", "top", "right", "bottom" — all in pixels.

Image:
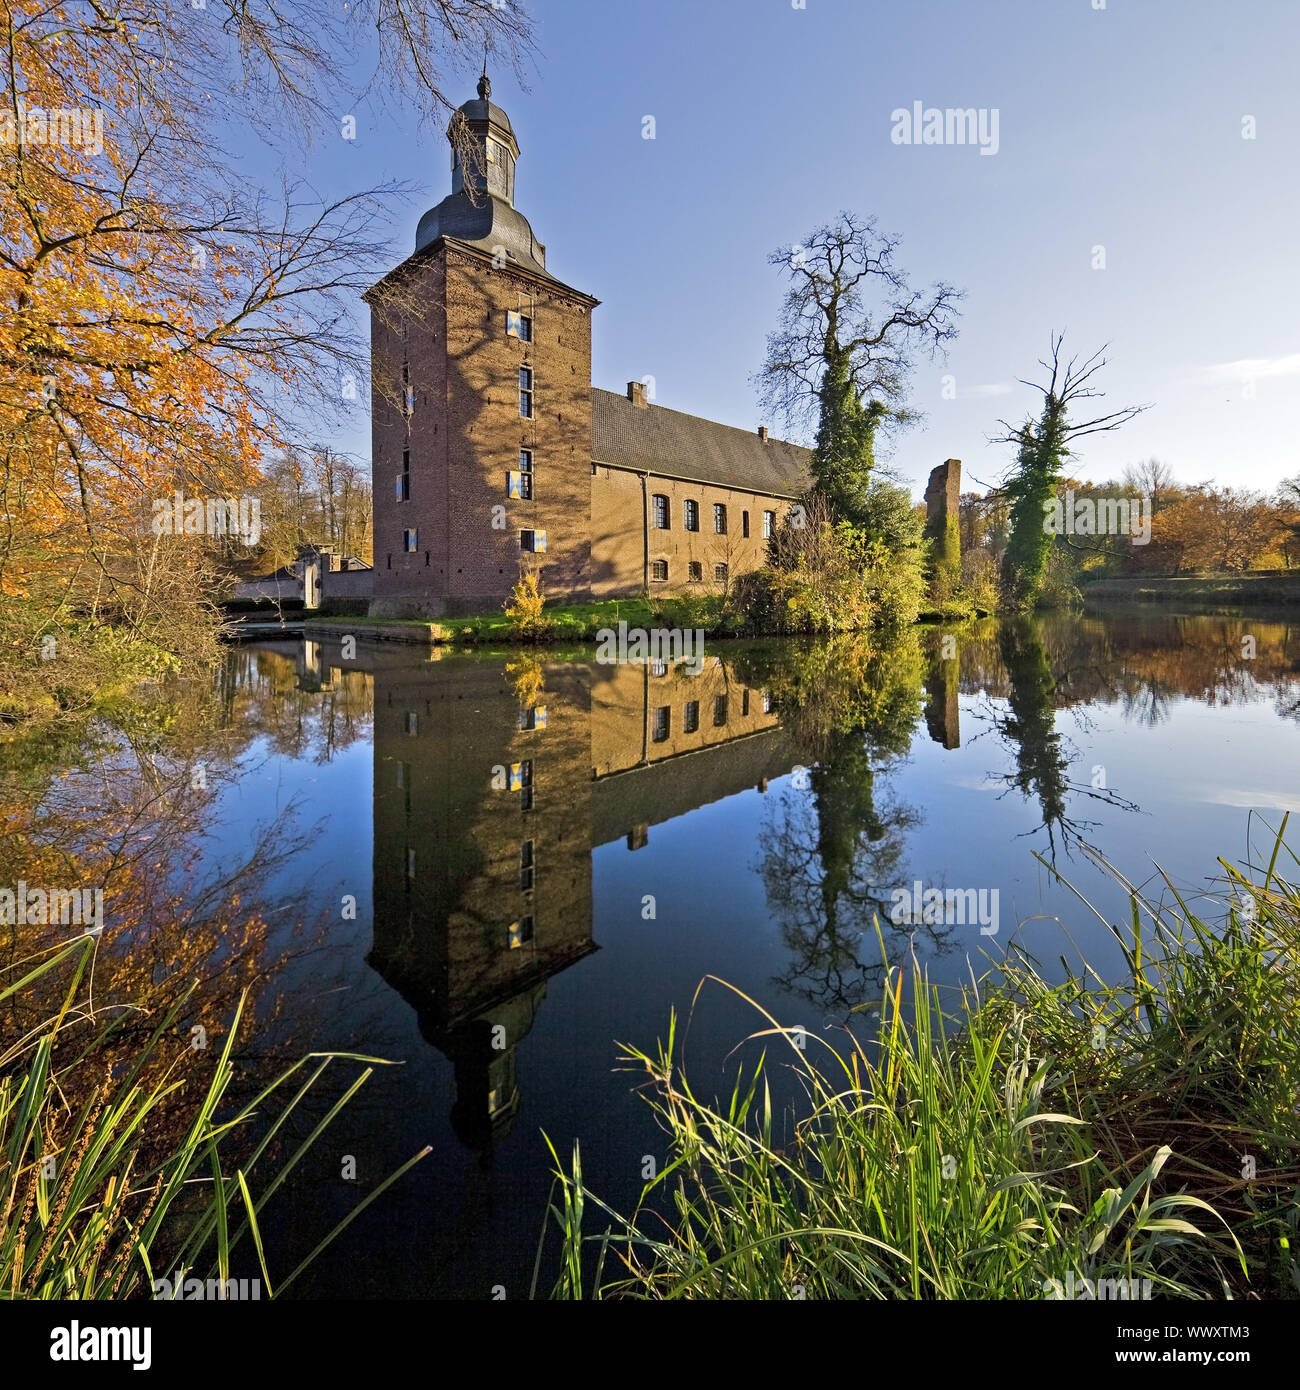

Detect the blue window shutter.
[
  {"left": 507, "top": 471, "right": 522, "bottom": 498},
  {"left": 535, "top": 529, "right": 547, "bottom": 553}
]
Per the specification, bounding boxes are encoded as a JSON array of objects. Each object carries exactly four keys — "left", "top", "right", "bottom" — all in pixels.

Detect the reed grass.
[
  {"left": 539, "top": 823, "right": 1300, "bottom": 1299},
  {"left": 1, "top": 937, "right": 428, "bottom": 1299}
]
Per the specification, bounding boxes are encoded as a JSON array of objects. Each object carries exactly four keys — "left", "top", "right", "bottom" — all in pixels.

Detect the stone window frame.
[
  {"left": 651, "top": 494, "right": 670, "bottom": 529},
  {"left": 650, "top": 558, "right": 668, "bottom": 582},
  {"left": 683, "top": 498, "right": 699, "bottom": 531},
  {"left": 713, "top": 503, "right": 727, "bottom": 535}
]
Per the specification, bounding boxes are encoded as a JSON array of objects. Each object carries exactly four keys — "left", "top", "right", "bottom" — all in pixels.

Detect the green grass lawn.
[{"left": 312, "top": 597, "right": 669, "bottom": 643}]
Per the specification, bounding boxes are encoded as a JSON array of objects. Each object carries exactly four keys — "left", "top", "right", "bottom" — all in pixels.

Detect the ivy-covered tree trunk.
[
  {"left": 1000, "top": 394, "right": 1068, "bottom": 609},
  {"left": 811, "top": 340, "right": 885, "bottom": 530},
  {"left": 997, "top": 337, "right": 1147, "bottom": 611}
]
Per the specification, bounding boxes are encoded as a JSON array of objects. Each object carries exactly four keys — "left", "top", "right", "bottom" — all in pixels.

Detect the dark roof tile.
[{"left": 591, "top": 389, "right": 808, "bottom": 498}]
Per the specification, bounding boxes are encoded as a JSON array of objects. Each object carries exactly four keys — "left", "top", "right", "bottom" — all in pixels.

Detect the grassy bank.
[
  {"left": 311, "top": 597, "right": 716, "bottom": 644},
  {"left": 539, "top": 827, "right": 1300, "bottom": 1300},
  {"left": 1084, "top": 573, "right": 1300, "bottom": 606}
]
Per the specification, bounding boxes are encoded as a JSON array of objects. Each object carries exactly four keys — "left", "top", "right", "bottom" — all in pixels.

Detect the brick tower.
[{"left": 365, "top": 73, "right": 599, "bottom": 617}]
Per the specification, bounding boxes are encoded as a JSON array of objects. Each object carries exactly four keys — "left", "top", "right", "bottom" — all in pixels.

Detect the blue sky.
[{"left": 284, "top": 0, "right": 1300, "bottom": 498}]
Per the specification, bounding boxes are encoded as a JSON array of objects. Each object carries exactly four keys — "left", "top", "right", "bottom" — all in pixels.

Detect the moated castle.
[{"left": 362, "top": 74, "right": 810, "bottom": 618}]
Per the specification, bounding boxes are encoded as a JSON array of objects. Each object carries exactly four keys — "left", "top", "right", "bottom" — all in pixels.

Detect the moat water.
[{"left": 7, "top": 609, "right": 1300, "bottom": 1297}]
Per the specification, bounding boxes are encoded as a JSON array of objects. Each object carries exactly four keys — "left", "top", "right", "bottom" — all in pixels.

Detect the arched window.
[{"left": 652, "top": 495, "right": 670, "bottom": 529}]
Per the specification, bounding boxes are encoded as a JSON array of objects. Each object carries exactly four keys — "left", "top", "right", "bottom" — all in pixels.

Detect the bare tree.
[
  {"left": 757, "top": 213, "right": 962, "bottom": 431},
  {"left": 1122, "top": 457, "right": 1177, "bottom": 514},
  {"left": 997, "top": 336, "right": 1150, "bottom": 608}
]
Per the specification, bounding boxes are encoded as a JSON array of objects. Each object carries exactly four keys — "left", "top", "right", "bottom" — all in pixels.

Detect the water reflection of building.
[{"left": 346, "top": 646, "right": 796, "bottom": 1159}]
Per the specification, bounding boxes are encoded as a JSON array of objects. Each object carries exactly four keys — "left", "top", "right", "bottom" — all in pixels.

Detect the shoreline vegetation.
[
  {"left": 1, "top": 941, "right": 428, "bottom": 1300},
  {"left": 537, "top": 827, "right": 1300, "bottom": 1301}
]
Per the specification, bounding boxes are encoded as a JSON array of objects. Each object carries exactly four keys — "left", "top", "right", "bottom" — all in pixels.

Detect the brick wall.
[
  {"left": 369, "top": 244, "right": 595, "bottom": 617},
  {"left": 591, "top": 466, "right": 796, "bottom": 597}
]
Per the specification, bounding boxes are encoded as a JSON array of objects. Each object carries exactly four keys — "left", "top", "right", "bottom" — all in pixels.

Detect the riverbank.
[
  {"left": 1084, "top": 573, "right": 1300, "bottom": 607},
  {"left": 304, "top": 593, "right": 987, "bottom": 646}
]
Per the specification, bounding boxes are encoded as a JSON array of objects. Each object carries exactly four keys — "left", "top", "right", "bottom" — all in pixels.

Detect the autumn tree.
[
  {"left": 1158, "top": 486, "right": 1281, "bottom": 572},
  {"left": 1, "top": 0, "right": 532, "bottom": 715}
]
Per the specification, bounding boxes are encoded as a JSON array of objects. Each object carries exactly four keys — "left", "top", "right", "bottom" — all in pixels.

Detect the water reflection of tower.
[{"left": 367, "top": 654, "right": 596, "bottom": 1162}]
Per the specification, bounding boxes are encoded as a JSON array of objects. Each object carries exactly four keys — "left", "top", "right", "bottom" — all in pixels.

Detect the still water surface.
[{"left": 58, "top": 611, "right": 1300, "bottom": 1295}]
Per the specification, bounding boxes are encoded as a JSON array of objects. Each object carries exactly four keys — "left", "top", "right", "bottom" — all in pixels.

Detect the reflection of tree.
[
  {"left": 983, "top": 617, "right": 1141, "bottom": 858},
  {"left": 214, "top": 644, "right": 373, "bottom": 763},
  {"left": 996, "top": 618, "right": 1069, "bottom": 847},
  {"left": 737, "top": 633, "right": 952, "bottom": 1012},
  {"left": 1, "top": 659, "right": 335, "bottom": 1123},
  {"left": 759, "top": 746, "right": 934, "bottom": 1011}
]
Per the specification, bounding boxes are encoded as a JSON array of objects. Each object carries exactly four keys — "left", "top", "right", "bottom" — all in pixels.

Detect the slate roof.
[
  {"left": 415, "top": 192, "right": 552, "bottom": 278},
  {"left": 591, "top": 389, "right": 809, "bottom": 498}
]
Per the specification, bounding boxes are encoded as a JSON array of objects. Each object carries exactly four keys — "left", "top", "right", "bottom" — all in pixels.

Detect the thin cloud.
[
  {"left": 1206, "top": 352, "right": 1300, "bottom": 382},
  {"left": 963, "top": 382, "right": 1014, "bottom": 398}
]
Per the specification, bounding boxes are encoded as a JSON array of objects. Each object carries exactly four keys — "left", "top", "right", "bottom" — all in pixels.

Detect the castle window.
[
  {"left": 687, "top": 561, "right": 702, "bottom": 582},
  {"left": 520, "top": 529, "right": 546, "bottom": 553},
  {"left": 404, "top": 385, "right": 414, "bottom": 416},
  {"left": 519, "top": 367, "right": 533, "bottom": 417},
  {"left": 713, "top": 504, "right": 727, "bottom": 534},
  {"left": 508, "top": 915, "right": 534, "bottom": 950},
  {"left": 684, "top": 499, "right": 699, "bottom": 531},
  {"left": 395, "top": 471, "right": 409, "bottom": 502},
  {"left": 404, "top": 529, "right": 418, "bottom": 552},
  {"left": 519, "top": 839, "right": 535, "bottom": 892},
  {"left": 650, "top": 660, "right": 667, "bottom": 677},
  {"left": 650, "top": 559, "right": 668, "bottom": 582},
  {"left": 508, "top": 447, "right": 533, "bottom": 500},
  {"left": 742, "top": 510, "right": 750, "bottom": 538},
  {"left": 406, "top": 711, "right": 418, "bottom": 736},
  {"left": 763, "top": 510, "right": 776, "bottom": 539},
  {"left": 651, "top": 494, "right": 670, "bottom": 529},
  {"left": 714, "top": 563, "right": 729, "bottom": 583},
  {"left": 763, "top": 691, "right": 775, "bottom": 714},
  {"left": 652, "top": 707, "right": 670, "bottom": 742},
  {"left": 713, "top": 695, "right": 728, "bottom": 726},
  {"left": 507, "top": 311, "right": 532, "bottom": 342},
  {"left": 683, "top": 701, "right": 700, "bottom": 734}
]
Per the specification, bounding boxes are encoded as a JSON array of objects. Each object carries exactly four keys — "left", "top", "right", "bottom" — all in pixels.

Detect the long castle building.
[{"left": 364, "top": 74, "right": 809, "bottom": 617}]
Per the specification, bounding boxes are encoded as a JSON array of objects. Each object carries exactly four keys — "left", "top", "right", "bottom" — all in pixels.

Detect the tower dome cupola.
[
  {"left": 413, "top": 72, "right": 549, "bottom": 276},
  {"left": 450, "top": 70, "right": 519, "bottom": 206}
]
